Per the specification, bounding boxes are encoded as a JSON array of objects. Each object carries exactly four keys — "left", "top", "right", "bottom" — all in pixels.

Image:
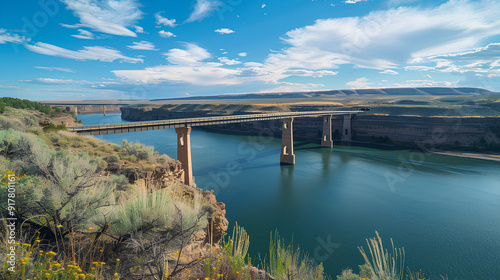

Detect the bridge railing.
[{"left": 67, "top": 110, "right": 361, "bottom": 132}]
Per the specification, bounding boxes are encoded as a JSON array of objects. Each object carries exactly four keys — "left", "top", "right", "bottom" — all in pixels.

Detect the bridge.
[{"left": 68, "top": 110, "right": 361, "bottom": 186}]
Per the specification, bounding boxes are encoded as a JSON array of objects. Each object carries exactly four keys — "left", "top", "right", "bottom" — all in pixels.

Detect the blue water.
[{"left": 79, "top": 113, "right": 500, "bottom": 280}]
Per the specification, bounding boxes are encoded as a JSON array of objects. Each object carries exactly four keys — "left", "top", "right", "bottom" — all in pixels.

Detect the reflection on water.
[{"left": 79, "top": 113, "right": 500, "bottom": 279}]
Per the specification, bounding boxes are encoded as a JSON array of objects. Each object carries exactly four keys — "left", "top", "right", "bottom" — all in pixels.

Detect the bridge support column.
[
  {"left": 321, "top": 115, "right": 333, "bottom": 148},
  {"left": 342, "top": 114, "right": 352, "bottom": 141},
  {"left": 175, "top": 127, "right": 193, "bottom": 186},
  {"left": 103, "top": 105, "right": 106, "bottom": 116},
  {"left": 280, "top": 118, "right": 295, "bottom": 165}
]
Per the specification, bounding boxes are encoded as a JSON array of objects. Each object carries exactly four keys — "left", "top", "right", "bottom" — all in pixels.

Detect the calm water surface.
[{"left": 79, "top": 113, "right": 500, "bottom": 280}]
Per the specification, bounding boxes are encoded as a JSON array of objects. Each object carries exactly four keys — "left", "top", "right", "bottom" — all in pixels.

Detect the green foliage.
[
  {"left": 269, "top": 230, "right": 327, "bottom": 280},
  {"left": 121, "top": 140, "right": 154, "bottom": 160},
  {"left": 156, "top": 154, "right": 173, "bottom": 165},
  {"left": 71, "top": 141, "right": 84, "bottom": 148},
  {"left": 42, "top": 123, "right": 67, "bottom": 133},
  {"left": 105, "top": 154, "right": 120, "bottom": 163},
  {"left": 111, "top": 174, "right": 130, "bottom": 191},
  {"left": 0, "top": 97, "right": 51, "bottom": 115}
]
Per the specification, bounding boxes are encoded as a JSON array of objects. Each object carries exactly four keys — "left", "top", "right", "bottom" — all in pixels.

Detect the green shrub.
[
  {"left": 156, "top": 154, "right": 173, "bottom": 165},
  {"left": 111, "top": 144, "right": 121, "bottom": 151},
  {"left": 42, "top": 122, "right": 67, "bottom": 133},
  {"left": 111, "top": 174, "right": 130, "bottom": 191},
  {"left": 105, "top": 154, "right": 120, "bottom": 163},
  {"left": 59, "top": 140, "right": 69, "bottom": 147},
  {"left": 71, "top": 141, "right": 84, "bottom": 148},
  {"left": 121, "top": 140, "right": 154, "bottom": 160}
]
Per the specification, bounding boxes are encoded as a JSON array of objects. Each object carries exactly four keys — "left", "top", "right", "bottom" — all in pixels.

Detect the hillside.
[{"left": 152, "top": 87, "right": 494, "bottom": 101}]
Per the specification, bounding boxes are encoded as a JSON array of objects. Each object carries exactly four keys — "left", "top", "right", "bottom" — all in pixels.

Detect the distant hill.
[{"left": 152, "top": 87, "right": 493, "bottom": 101}]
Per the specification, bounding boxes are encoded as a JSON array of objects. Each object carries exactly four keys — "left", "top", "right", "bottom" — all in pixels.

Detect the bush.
[
  {"left": 121, "top": 140, "right": 154, "bottom": 160},
  {"left": 59, "top": 140, "right": 70, "bottom": 147},
  {"left": 105, "top": 154, "right": 120, "bottom": 163},
  {"left": 71, "top": 141, "right": 84, "bottom": 148},
  {"left": 42, "top": 122, "right": 67, "bottom": 133},
  {"left": 111, "top": 174, "right": 130, "bottom": 191}
]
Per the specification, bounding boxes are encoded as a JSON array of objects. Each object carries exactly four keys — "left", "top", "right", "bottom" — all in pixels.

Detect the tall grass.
[
  {"left": 358, "top": 231, "right": 405, "bottom": 280},
  {"left": 269, "top": 230, "right": 326, "bottom": 280}
]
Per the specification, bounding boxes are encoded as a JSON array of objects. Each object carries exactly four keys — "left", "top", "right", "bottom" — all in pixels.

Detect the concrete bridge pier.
[
  {"left": 280, "top": 118, "right": 295, "bottom": 165},
  {"left": 175, "top": 127, "right": 194, "bottom": 186},
  {"left": 103, "top": 105, "right": 106, "bottom": 116},
  {"left": 321, "top": 115, "right": 333, "bottom": 148},
  {"left": 342, "top": 114, "right": 352, "bottom": 141}
]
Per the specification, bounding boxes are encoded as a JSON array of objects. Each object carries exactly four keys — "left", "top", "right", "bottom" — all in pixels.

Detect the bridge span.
[{"left": 68, "top": 110, "right": 361, "bottom": 186}]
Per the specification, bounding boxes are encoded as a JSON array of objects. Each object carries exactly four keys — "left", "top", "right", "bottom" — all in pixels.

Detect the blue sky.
[{"left": 0, "top": 0, "right": 499, "bottom": 100}]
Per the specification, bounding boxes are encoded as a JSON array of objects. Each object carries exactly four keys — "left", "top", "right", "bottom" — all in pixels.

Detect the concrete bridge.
[{"left": 68, "top": 110, "right": 361, "bottom": 186}]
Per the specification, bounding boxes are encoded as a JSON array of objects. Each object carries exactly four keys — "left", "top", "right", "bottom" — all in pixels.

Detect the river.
[{"left": 79, "top": 113, "right": 500, "bottom": 279}]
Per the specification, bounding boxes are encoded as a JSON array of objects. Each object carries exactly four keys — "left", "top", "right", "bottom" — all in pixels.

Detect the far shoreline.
[{"left": 432, "top": 151, "right": 500, "bottom": 163}]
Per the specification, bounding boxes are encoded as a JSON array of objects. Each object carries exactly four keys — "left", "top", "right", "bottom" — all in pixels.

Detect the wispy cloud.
[
  {"left": 380, "top": 69, "right": 399, "bottom": 75},
  {"left": 218, "top": 57, "right": 241, "bottom": 65},
  {"left": 26, "top": 42, "right": 143, "bottom": 63},
  {"left": 60, "top": 0, "right": 142, "bottom": 37},
  {"left": 186, "top": 0, "right": 221, "bottom": 23},
  {"left": 163, "top": 43, "right": 211, "bottom": 65},
  {"left": 238, "top": 52, "right": 247, "bottom": 57},
  {"left": 215, "top": 28, "right": 235, "bottom": 34},
  {"left": 133, "top": 25, "right": 144, "bottom": 33},
  {"left": 127, "top": 41, "right": 158, "bottom": 51},
  {"left": 0, "top": 29, "right": 25, "bottom": 44},
  {"left": 71, "top": 29, "right": 94, "bottom": 39},
  {"left": 344, "top": 0, "right": 367, "bottom": 3},
  {"left": 34, "top": 66, "right": 75, "bottom": 73},
  {"left": 159, "top": 30, "right": 176, "bottom": 38},
  {"left": 155, "top": 12, "right": 177, "bottom": 27},
  {"left": 392, "top": 79, "right": 458, "bottom": 87},
  {"left": 345, "top": 77, "right": 372, "bottom": 88}
]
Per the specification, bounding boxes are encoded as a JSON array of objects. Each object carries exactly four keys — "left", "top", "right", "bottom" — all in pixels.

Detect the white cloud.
[
  {"left": 60, "top": 0, "right": 142, "bottom": 37},
  {"left": 25, "top": 42, "right": 143, "bottom": 63},
  {"left": 238, "top": 52, "right": 247, "bottom": 57},
  {"left": 34, "top": 66, "right": 75, "bottom": 73},
  {"left": 155, "top": 12, "right": 177, "bottom": 27},
  {"left": 380, "top": 69, "right": 399, "bottom": 75},
  {"left": 159, "top": 30, "right": 176, "bottom": 38},
  {"left": 345, "top": 77, "right": 372, "bottom": 88},
  {"left": 0, "top": 30, "right": 25, "bottom": 44},
  {"left": 71, "top": 29, "right": 94, "bottom": 39},
  {"left": 392, "top": 79, "right": 459, "bottom": 87},
  {"left": 344, "top": 0, "right": 366, "bottom": 3},
  {"left": 261, "top": 4, "right": 266, "bottom": 8},
  {"left": 260, "top": 82, "right": 324, "bottom": 93},
  {"left": 215, "top": 28, "right": 235, "bottom": 34},
  {"left": 186, "top": 0, "right": 221, "bottom": 23},
  {"left": 163, "top": 43, "right": 211, "bottom": 65},
  {"left": 282, "top": 69, "right": 338, "bottom": 78},
  {"left": 244, "top": 62, "right": 263, "bottom": 67},
  {"left": 272, "top": 0, "right": 500, "bottom": 71},
  {"left": 127, "top": 41, "right": 158, "bottom": 51},
  {"left": 133, "top": 25, "right": 144, "bottom": 33},
  {"left": 218, "top": 57, "right": 241, "bottom": 65}
]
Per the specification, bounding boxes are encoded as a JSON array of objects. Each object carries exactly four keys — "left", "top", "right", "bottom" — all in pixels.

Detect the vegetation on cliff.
[{"left": 0, "top": 101, "right": 435, "bottom": 279}]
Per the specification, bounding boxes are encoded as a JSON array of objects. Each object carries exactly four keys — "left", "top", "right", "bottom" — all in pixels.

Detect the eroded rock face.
[
  {"left": 126, "top": 162, "right": 184, "bottom": 189},
  {"left": 203, "top": 192, "right": 229, "bottom": 246},
  {"left": 124, "top": 161, "right": 229, "bottom": 258}
]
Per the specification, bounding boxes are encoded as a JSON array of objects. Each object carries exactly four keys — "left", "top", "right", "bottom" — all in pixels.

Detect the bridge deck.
[{"left": 68, "top": 110, "right": 359, "bottom": 135}]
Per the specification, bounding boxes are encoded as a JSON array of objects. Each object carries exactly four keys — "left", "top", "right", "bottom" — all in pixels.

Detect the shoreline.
[{"left": 432, "top": 151, "right": 500, "bottom": 162}]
